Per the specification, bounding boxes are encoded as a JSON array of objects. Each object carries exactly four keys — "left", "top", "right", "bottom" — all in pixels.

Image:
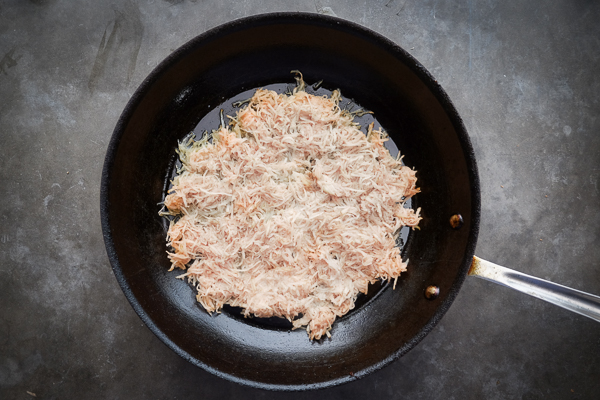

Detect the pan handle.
[{"left": 468, "top": 256, "right": 600, "bottom": 322}]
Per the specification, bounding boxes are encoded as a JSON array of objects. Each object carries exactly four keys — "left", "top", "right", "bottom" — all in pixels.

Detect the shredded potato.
[{"left": 162, "top": 75, "right": 421, "bottom": 340}]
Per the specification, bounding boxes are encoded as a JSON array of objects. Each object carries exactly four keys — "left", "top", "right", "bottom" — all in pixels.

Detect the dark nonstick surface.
[{"left": 101, "top": 12, "right": 480, "bottom": 390}]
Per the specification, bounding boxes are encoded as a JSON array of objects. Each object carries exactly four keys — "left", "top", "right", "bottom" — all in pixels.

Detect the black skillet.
[{"left": 101, "top": 12, "right": 480, "bottom": 390}]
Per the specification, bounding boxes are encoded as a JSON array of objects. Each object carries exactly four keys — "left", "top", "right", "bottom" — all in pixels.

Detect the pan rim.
[{"left": 100, "top": 11, "right": 481, "bottom": 391}]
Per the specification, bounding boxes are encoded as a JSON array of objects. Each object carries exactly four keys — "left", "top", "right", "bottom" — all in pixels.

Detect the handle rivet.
[
  {"left": 425, "top": 285, "right": 440, "bottom": 299},
  {"left": 450, "top": 214, "right": 464, "bottom": 229}
]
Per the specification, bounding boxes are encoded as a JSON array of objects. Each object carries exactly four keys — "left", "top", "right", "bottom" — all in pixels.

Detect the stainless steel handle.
[{"left": 468, "top": 256, "right": 600, "bottom": 322}]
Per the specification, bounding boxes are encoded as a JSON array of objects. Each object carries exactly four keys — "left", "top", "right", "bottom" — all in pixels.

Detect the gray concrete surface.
[{"left": 1, "top": 0, "right": 599, "bottom": 399}]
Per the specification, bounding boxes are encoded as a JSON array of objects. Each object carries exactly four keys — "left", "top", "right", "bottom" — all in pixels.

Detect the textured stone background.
[{"left": 1, "top": 1, "right": 599, "bottom": 399}]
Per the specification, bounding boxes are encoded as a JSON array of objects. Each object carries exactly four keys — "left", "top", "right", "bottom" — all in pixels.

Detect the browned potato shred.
[{"left": 162, "top": 76, "right": 421, "bottom": 339}]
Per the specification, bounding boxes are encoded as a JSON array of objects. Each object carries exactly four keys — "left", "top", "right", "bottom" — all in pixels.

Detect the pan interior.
[{"left": 103, "top": 13, "right": 478, "bottom": 391}]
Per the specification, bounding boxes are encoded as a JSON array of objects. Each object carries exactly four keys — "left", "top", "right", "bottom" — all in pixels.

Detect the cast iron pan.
[{"left": 101, "top": 12, "right": 480, "bottom": 390}]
